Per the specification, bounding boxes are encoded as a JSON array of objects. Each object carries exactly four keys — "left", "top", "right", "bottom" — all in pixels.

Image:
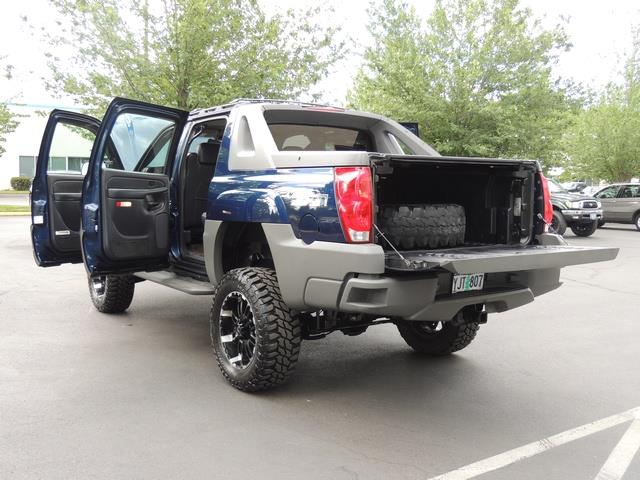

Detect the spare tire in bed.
[{"left": 378, "top": 204, "right": 466, "bottom": 249}]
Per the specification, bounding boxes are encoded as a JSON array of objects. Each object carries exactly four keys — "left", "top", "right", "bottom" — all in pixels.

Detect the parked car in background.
[
  {"left": 548, "top": 179, "right": 602, "bottom": 236},
  {"left": 594, "top": 183, "right": 640, "bottom": 231},
  {"left": 562, "top": 181, "right": 587, "bottom": 193},
  {"left": 581, "top": 185, "right": 603, "bottom": 196}
]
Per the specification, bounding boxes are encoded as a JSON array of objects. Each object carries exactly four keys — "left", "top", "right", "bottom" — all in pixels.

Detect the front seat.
[{"left": 184, "top": 142, "right": 220, "bottom": 228}]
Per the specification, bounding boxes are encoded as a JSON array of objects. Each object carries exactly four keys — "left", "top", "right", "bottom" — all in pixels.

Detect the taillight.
[
  {"left": 334, "top": 167, "right": 373, "bottom": 243},
  {"left": 539, "top": 172, "right": 553, "bottom": 230}
]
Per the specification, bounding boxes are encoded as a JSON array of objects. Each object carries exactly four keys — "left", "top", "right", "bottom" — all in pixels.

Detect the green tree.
[
  {"left": 563, "top": 29, "right": 640, "bottom": 182},
  {"left": 349, "top": 0, "right": 577, "bottom": 163},
  {"left": 0, "top": 104, "right": 18, "bottom": 157},
  {"left": 41, "top": 0, "right": 343, "bottom": 114},
  {"left": 0, "top": 59, "right": 19, "bottom": 157}
]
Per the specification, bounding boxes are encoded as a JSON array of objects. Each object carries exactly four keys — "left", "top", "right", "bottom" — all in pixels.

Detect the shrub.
[{"left": 10, "top": 176, "right": 31, "bottom": 191}]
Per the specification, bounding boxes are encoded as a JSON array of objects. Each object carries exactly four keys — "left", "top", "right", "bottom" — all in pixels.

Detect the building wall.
[{"left": 0, "top": 105, "right": 94, "bottom": 189}]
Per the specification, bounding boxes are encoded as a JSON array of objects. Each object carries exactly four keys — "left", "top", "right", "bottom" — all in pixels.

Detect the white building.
[{"left": 0, "top": 104, "right": 94, "bottom": 189}]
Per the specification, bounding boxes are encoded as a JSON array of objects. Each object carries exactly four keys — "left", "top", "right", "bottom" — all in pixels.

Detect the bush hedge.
[{"left": 10, "top": 176, "right": 31, "bottom": 191}]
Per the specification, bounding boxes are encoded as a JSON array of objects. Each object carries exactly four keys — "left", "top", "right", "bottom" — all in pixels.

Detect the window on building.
[
  {"left": 49, "top": 156, "right": 67, "bottom": 172},
  {"left": 67, "top": 157, "right": 90, "bottom": 173},
  {"left": 19, "top": 156, "right": 36, "bottom": 178}
]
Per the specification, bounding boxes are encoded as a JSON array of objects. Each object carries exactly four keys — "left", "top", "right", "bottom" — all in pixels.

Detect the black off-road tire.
[
  {"left": 88, "top": 274, "right": 135, "bottom": 313},
  {"left": 570, "top": 221, "right": 598, "bottom": 237},
  {"left": 210, "top": 268, "right": 301, "bottom": 392},
  {"left": 551, "top": 210, "right": 567, "bottom": 236},
  {"left": 396, "top": 319, "right": 480, "bottom": 355},
  {"left": 379, "top": 204, "right": 465, "bottom": 249}
]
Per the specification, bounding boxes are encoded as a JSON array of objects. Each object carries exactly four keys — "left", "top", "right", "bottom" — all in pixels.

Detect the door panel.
[
  {"left": 81, "top": 97, "right": 188, "bottom": 275},
  {"left": 47, "top": 174, "right": 83, "bottom": 252},
  {"left": 102, "top": 169, "right": 169, "bottom": 260},
  {"left": 31, "top": 111, "right": 100, "bottom": 267}
]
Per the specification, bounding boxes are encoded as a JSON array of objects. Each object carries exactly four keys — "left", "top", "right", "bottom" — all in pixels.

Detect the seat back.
[{"left": 184, "top": 142, "right": 220, "bottom": 228}]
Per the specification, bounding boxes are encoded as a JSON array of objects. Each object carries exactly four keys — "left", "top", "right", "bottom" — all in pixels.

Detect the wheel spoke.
[{"left": 219, "top": 291, "right": 256, "bottom": 370}]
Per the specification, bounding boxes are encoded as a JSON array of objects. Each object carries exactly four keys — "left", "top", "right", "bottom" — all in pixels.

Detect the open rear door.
[
  {"left": 31, "top": 110, "right": 100, "bottom": 266},
  {"left": 81, "top": 98, "right": 188, "bottom": 276}
]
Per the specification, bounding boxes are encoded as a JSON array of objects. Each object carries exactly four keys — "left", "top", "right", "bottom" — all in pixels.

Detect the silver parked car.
[{"left": 594, "top": 183, "right": 640, "bottom": 231}]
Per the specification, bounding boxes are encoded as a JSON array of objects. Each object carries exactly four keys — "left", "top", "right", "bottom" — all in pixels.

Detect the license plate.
[
  {"left": 452, "top": 273, "right": 485, "bottom": 294},
  {"left": 590, "top": 213, "right": 597, "bottom": 220}
]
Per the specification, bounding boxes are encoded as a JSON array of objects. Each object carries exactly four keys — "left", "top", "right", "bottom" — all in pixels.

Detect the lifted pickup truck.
[{"left": 31, "top": 98, "right": 618, "bottom": 391}]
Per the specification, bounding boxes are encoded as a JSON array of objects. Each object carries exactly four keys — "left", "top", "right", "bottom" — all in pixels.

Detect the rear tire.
[
  {"left": 88, "top": 274, "right": 135, "bottom": 313},
  {"left": 396, "top": 317, "right": 480, "bottom": 355},
  {"left": 634, "top": 213, "right": 640, "bottom": 231},
  {"left": 551, "top": 210, "right": 567, "bottom": 236},
  {"left": 570, "top": 221, "right": 598, "bottom": 237},
  {"left": 379, "top": 204, "right": 465, "bottom": 249},
  {"left": 210, "top": 268, "right": 301, "bottom": 392}
]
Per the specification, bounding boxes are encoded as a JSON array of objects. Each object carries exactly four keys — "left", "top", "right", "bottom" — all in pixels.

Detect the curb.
[{"left": 0, "top": 212, "right": 30, "bottom": 216}]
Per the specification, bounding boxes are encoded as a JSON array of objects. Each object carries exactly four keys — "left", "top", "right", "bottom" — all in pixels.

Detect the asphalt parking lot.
[{"left": 1, "top": 216, "right": 639, "bottom": 479}]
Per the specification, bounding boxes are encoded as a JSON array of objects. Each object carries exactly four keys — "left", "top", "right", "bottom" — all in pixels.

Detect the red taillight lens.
[
  {"left": 539, "top": 172, "right": 553, "bottom": 229},
  {"left": 334, "top": 167, "right": 373, "bottom": 243}
]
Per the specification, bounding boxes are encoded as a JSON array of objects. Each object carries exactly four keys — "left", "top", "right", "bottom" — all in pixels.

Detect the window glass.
[
  {"left": 268, "top": 124, "right": 373, "bottom": 151},
  {"left": 388, "top": 133, "right": 415, "bottom": 155},
  {"left": 67, "top": 157, "right": 89, "bottom": 173},
  {"left": 105, "top": 113, "right": 175, "bottom": 172},
  {"left": 19, "top": 156, "right": 36, "bottom": 177},
  {"left": 49, "top": 156, "right": 66, "bottom": 171},
  {"left": 49, "top": 122, "right": 95, "bottom": 174},
  {"left": 619, "top": 185, "right": 640, "bottom": 198},
  {"left": 595, "top": 186, "right": 619, "bottom": 198}
]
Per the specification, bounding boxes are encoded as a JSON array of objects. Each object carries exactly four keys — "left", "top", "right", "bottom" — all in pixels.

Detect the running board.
[{"left": 134, "top": 271, "right": 214, "bottom": 295}]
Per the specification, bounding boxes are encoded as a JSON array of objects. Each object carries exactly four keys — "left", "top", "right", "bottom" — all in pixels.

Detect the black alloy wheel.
[{"left": 218, "top": 291, "right": 257, "bottom": 369}]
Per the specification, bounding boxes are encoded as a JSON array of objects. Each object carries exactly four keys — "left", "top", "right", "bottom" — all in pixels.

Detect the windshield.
[{"left": 547, "top": 178, "right": 567, "bottom": 193}]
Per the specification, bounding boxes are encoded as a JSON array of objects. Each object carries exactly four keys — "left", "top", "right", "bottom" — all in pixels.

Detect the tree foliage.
[
  {"left": 43, "top": 0, "right": 343, "bottom": 114},
  {"left": 0, "top": 58, "right": 19, "bottom": 157},
  {"left": 349, "top": 0, "right": 576, "bottom": 162},
  {"left": 0, "top": 103, "right": 18, "bottom": 157},
  {"left": 562, "top": 29, "right": 640, "bottom": 182}
]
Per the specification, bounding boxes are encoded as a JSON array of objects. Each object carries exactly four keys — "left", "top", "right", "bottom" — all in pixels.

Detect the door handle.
[
  {"left": 108, "top": 187, "right": 168, "bottom": 199},
  {"left": 144, "top": 193, "right": 165, "bottom": 211}
]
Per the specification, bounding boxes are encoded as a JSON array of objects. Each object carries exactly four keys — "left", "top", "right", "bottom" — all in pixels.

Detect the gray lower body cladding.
[{"left": 204, "top": 222, "right": 618, "bottom": 322}]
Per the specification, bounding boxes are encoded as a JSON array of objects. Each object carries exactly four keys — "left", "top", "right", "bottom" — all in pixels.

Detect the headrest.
[{"left": 197, "top": 142, "right": 220, "bottom": 165}]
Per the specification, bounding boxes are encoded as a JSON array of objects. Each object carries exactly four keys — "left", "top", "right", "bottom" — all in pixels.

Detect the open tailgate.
[{"left": 385, "top": 245, "right": 619, "bottom": 274}]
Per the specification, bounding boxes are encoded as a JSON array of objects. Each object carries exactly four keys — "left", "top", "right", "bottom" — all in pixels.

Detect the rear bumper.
[
  {"left": 305, "top": 269, "right": 558, "bottom": 322},
  {"left": 262, "top": 225, "right": 618, "bottom": 322}
]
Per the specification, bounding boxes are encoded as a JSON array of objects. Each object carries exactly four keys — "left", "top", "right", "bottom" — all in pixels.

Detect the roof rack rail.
[{"left": 190, "top": 98, "right": 344, "bottom": 117}]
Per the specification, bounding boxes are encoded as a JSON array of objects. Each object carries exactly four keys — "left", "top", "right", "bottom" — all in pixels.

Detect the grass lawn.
[
  {"left": 0, "top": 189, "right": 29, "bottom": 194},
  {"left": 0, "top": 205, "right": 30, "bottom": 213}
]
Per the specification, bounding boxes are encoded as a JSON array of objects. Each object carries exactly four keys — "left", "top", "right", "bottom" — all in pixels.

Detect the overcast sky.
[{"left": 1, "top": 0, "right": 639, "bottom": 108}]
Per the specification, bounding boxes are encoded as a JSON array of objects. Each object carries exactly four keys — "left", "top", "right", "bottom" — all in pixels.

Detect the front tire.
[
  {"left": 551, "top": 210, "right": 567, "bottom": 235},
  {"left": 396, "top": 316, "right": 480, "bottom": 356},
  {"left": 570, "top": 221, "right": 598, "bottom": 237},
  {"left": 88, "top": 274, "right": 135, "bottom": 313},
  {"left": 210, "top": 268, "right": 301, "bottom": 392},
  {"left": 634, "top": 213, "right": 640, "bottom": 231}
]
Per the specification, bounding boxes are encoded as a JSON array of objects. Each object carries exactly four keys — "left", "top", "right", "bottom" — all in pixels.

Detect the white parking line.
[
  {"left": 594, "top": 419, "right": 640, "bottom": 480},
  {"left": 428, "top": 406, "right": 640, "bottom": 480}
]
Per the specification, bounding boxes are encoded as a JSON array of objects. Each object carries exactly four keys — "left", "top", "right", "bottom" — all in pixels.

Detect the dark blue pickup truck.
[{"left": 31, "top": 98, "right": 617, "bottom": 391}]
